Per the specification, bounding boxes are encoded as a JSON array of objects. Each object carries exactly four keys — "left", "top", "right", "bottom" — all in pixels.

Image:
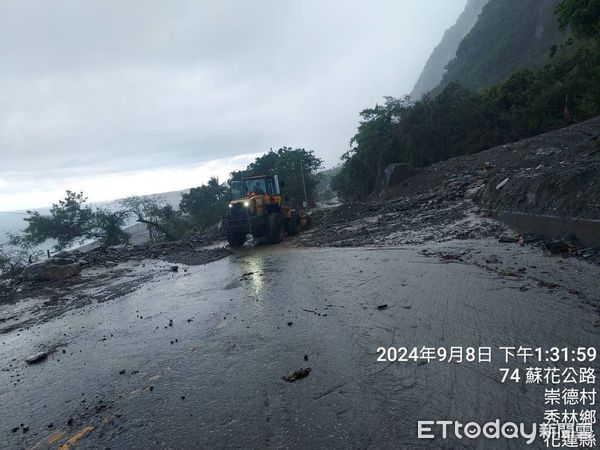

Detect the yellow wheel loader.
[{"left": 222, "top": 175, "right": 309, "bottom": 247}]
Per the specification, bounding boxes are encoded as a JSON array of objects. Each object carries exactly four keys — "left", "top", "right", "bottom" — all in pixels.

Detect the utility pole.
[{"left": 299, "top": 160, "right": 308, "bottom": 209}]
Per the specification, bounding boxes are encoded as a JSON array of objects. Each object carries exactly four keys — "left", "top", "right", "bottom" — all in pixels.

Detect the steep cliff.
[
  {"left": 438, "top": 0, "right": 566, "bottom": 92},
  {"left": 410, "top": 0, "right": 489, "bottom": 99}
]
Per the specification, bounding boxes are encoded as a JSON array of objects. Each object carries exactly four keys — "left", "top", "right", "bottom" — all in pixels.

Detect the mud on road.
[
  {"left": 0, "top": 243, "right": 231, "bottom": 334},
  {"left": 1, "top": 241, "right": 599, "bottom": 448}
]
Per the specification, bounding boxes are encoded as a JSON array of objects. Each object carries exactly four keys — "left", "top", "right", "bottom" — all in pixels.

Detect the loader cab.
[{"left": 230, "top": 175, "right": 281, "bottom": 199}]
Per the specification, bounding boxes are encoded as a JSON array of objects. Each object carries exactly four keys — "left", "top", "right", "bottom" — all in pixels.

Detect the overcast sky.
[{"left": 0, "top": 0, "right": 466, "bottom": 211}]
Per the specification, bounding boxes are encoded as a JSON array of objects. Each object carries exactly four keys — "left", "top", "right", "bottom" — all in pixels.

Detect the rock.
[
  {"left": 170, "top": 265, "right": 179, "bottom": 272},
  {"left": 50, "top": 257, "right": 76, "bottom": 266},
  {"left": 564, "top": 234, "right": 578, "bottom": 246},
  {"left": 521, "top": 233, "right": 537, "bottom": 243},
  {"left": 465, "top": 184, "right": 484, "bottom": 199},
  {"left": 107, "top": 244, "right": 128, "bottom": 252},
  {"left": 282, "top": 367, "right": 311, "bottom": 383},
  {"left": 376, "top": 304, "right": 389, "bottom": 310},
  {"left": 495, "top": 178, "right": 509, "bottom": 190},
  {"left": 119, "top": 369, "right": 126, "bottom": 375},
  {"left": 22, "top": 261, "right": 81, "bottom": 282},
  {"left": 539, "top": 280, "right": 560, "bottom": 289},
  {"left": 498, "top": 234, "right": 519, "bottom": 243},
  {"left": 545, "top": 240, "right": 569, "bottom": 254},
  {"left": 304, "top": 354, "right": 308, "bottom": 361},
  {"left": 77, "top": 259, "right": 89, "bottom": 266},
  {"left": 26, "top": 351, "right": 49, "bottom": 364},
  {"left": 287, "top": 321, "right": 293, "bottom": 326},
  {"left": 105, "top": 261, "right": 118, "bottom": 267}
]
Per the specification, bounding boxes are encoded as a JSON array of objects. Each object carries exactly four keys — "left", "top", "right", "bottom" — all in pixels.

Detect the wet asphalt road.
[{"left": 1, "top": 243, "right": 599, "bottom": 449}]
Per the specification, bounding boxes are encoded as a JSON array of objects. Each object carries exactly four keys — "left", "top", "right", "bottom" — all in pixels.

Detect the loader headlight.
[
  {"left": 243, "top": 201, "right": 250, "bottom": 207},
  {"left": 228, "top": 204, "right": 233, "bottom": 208}
]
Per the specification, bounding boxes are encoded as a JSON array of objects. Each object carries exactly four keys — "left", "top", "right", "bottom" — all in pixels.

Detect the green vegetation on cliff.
[
  {"left": 438, "top": 0, "right": 565, "bottom": 92},
  {"left": 332, "top": 0, "right": 600, "bottom": 200}
]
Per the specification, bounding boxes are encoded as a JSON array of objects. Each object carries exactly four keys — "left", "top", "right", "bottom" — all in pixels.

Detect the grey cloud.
[{"left": 0, "top": 0, "right": 466, "bottom": 207}]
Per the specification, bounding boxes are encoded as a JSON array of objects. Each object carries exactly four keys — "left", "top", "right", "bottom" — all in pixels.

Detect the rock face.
[
  {"left": 410, "top": 0, "right": 489, "bottom": 99},
  {"left": 22, "top": 260, "right": 82, "bottom": 282},
  {"left": 377, "top": 163, "right": 417, "bottom": 193},
  {"left": 437, "top": 0, "right": 564, "bottom": 92}
]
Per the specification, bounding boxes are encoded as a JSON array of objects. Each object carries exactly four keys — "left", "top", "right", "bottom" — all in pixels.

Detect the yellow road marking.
[
  {"left": 31, "top": 430, "right": 67, "bottom": 449},
  {"left": 58, "top": 425, "right": 95, "bottom": 450},
  {"left": 130, "top": 387, "right": 142, "bottom": 398}
]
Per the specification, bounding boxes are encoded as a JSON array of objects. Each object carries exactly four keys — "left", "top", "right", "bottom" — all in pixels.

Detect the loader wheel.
[
  {"left": 228, "top": 232, "right": 246, "bottom": 248},
  {"left": 266, "top": 213, "right": 284, "bottom": 244},
  {"left": 286, "top": 212, "right": 299, "bottom": 235}
]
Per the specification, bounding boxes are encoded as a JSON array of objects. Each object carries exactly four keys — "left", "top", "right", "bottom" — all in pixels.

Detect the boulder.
[
  {"left": 49, "top": 257, "right": 76, "bottom": 266},
  {"left": 377, "top": 163, "right": 416, "bottom": 191},
  {"left": 22, "top": 261, "right": 82, "bottom": 282}
]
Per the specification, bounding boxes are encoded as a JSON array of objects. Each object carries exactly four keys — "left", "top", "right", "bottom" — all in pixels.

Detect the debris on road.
[
  {"left": 282, "top": 367, "right": 311, "bottom": 383},
  {"left": 498, "top": 234, "right": 519, "bottom": 243},
  {"left": 538, "top": 280, "right": 560, "bottom": 289},
  {"left": 25, "top": 351, "right": 49, "bottom": 364},
  {"left": 495, "top": 177, "right": 509, "bottom": 190},
  {"left": 545, "top": 239, "right": 571, "bottom": 254}
]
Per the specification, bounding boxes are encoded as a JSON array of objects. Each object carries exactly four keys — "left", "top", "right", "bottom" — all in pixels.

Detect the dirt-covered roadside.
[
  {"left": 295, "top": 181, "right": 503, "bottom": 247},
  {"left": 0, "top": 241, "right": 230, "bottom": 333},
  {"left": 295, "top": 117, "right": 600, "bottom": 264}
]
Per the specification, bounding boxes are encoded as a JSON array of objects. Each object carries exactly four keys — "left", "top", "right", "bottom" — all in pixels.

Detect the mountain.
[
  {"left": 410, "top": 0, "right": 489, "bottom": 100},
  {"left": 437, "top": 0, "right": 566, "bottom": 92}
]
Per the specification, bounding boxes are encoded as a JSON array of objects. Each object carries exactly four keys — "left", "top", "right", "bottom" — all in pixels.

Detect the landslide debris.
[
  {"left": 296, "top": 116, "right": 600, "bottom": 263},
  {"left": 282, "top": 367, "right": 311, "bottom": 383},
  {"left": 0, "top": 240, "right": 231, "bottom": 332}
]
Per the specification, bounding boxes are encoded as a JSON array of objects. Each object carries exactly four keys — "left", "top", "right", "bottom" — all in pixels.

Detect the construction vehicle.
[{"left": 222, "top": 174, "right": 309, "bottom": 247}]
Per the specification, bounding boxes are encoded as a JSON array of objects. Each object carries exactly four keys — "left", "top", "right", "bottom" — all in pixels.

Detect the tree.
[
  {"left": 556, "top": 0, "right": 600, "bottom": 40},
  {"left": 22, "top": 191, "right": 95, "bottom": 250},
  {"left": 179, "top": 177, "right": 228, "bottom": 230},
  {"left": 0, "top": 233, "right": 44, "bottom": 275},
  {"left": 231, "top": 147, "right": 323, "bottom": 208},
  {"left": 89, "top": 209, "right": 131, "bottom": 246},
  {"left": 9, "top": 191, "right": 133, "bottom": 254},
  {"left": 120, "top": 196, "right": 190, "bottom": 242}
]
